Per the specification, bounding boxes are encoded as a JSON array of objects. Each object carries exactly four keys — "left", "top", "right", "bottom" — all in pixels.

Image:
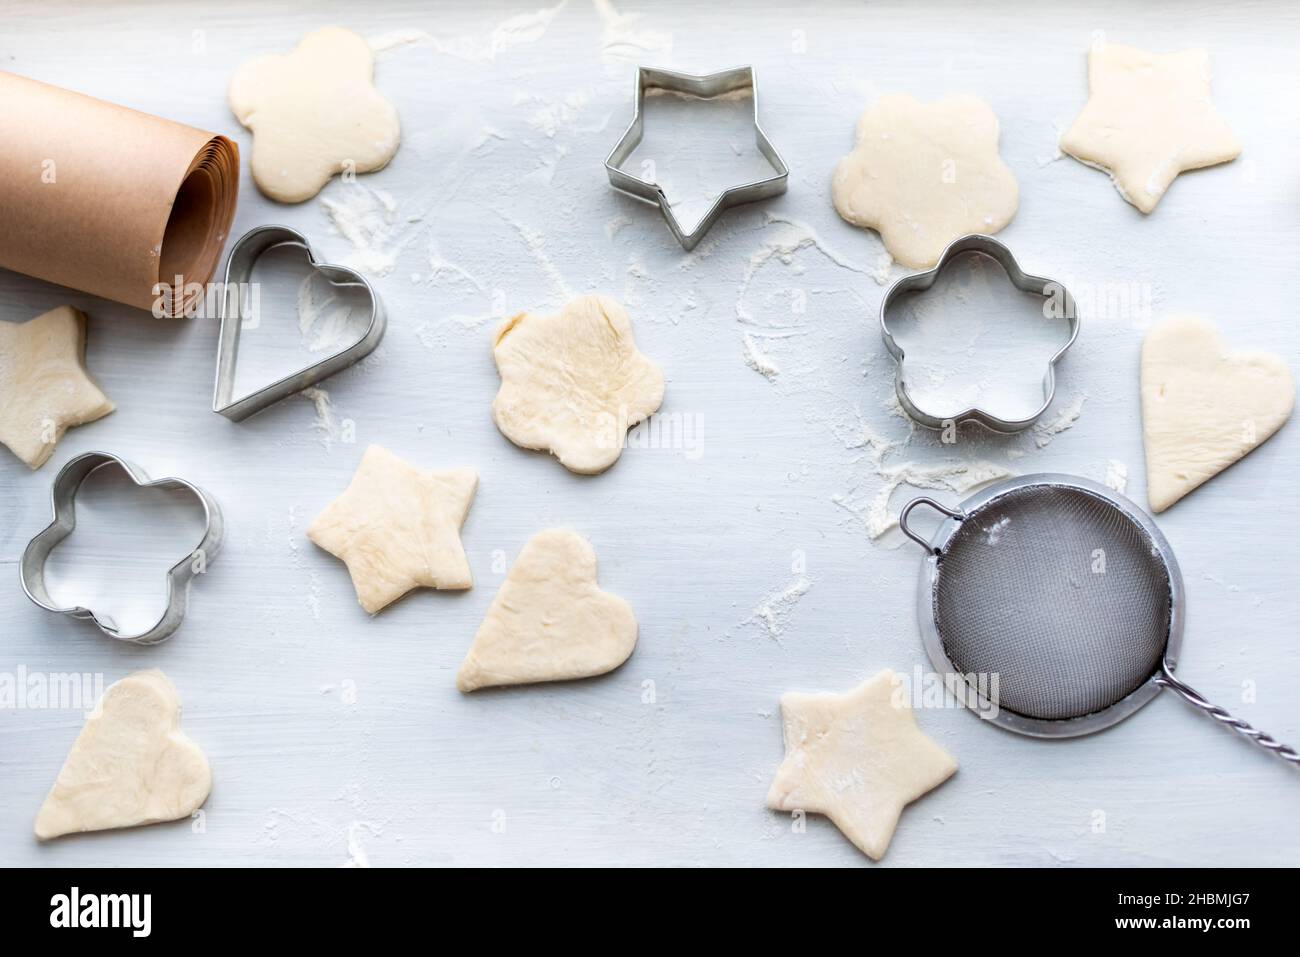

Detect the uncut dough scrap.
[
  {"left": 1060, "top": 43, "right": 1241, "bottom": 213},
  {"left": 0, "top": 305, "right": 113, "bottom": 469},
  {"left": 1141, "top": 315, "right": 1292, "bottom": 512},
  {"left": 831, "top": 94, "right": 1019, "bottom": 268},
  {"left": 767, "top": 669, "right": 957, "bottom": 860},
  {"left": 457, "top": 529, "right": 638, "bottom": 692},
  {"left": 492, "top": 294, "right": 665, "bottom": 474},
  {"left": 229, "top": 26, "right": 401, "bottom": 203},
  {"left": 308, "top": 444, "right": 478, "bottom": 613},
  {"left": 35, "top": 670, "right": 211, "bottom": 840}
]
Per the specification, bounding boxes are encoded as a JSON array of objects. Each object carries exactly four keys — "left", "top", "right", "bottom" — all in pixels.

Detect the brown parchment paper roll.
[{"left": 0, "top": 71, "right": 238, "bottom": 315}]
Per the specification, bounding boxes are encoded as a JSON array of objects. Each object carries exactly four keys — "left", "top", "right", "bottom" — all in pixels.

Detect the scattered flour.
[
  {"left": 494, "top": 210, "right": 573, "bottom": 298},
  {"left": 757, "top": 214, "right": 869, "bottom": 274},
  {"left": 297, "top": 271, "right": 360, "bottom": 353},
  {"left": 369, "top": 3, "right": 565, "bottom": 62},
  {"left": 471, "top": 126, "right": 510, "bottom": 153},
  {"left": 594, "top": 0, "right": 673, "bottom": 66},
  {"left": 306, "top": 572, "right": 322, "bottom": 621},
  {"left": 1104, "top": 459, "right": 1129, "bottom": 493},
  {"left": 520, "top": 90, "right": 592, "bottom": 138},
  {"left": 368, "top": 28, "right": 433, "bottom": 53},
  {"left": 737, "top": 214, "right": 870, "bottom": 322},
  {"left": 871, "top": 250, "right": 894, "bottom": 286},
  {"left": 319, "top": 184, "right": 421, "bottom": 277},
  {"left": 412, "top": 244, "right": 503, "bottom": 344},
  {"left": 748, "top": 577, "right": 812, "bottom": 642},
  {"left": 983, "top": 515, "right": 1010, "bottom": 545},
  {"left": 427, "top": 247, "right": 491, "bottom": 298},
  {"left": 342, "top": 821, "right": 378, "bottom": 868},
  {"left": 882, "top": 389, "right": 915, "bottom": 426},
  {"left": 1033, "top": 392, "right": 1088, "bottom": 448},
  {"left": 605, "top": 214, "right": 633, "bottom": 240},
  {"left": 742, "top": 334, "right": 779, "bottom": 380},
  {"left": 299, "top": 386, "right": 340, "bottom": 451},
  {"left": 1036, "top": 122, "right": 1067, "bottom": 167},
  {"left": 1202, "top": 572, "right": 1242, "bottom": 593},
  {"left": 834, "top": 459, "right": 1015, "bottom": 540},
  {"left": 482, "top": 2, "right": 567, "bottom": 59}
]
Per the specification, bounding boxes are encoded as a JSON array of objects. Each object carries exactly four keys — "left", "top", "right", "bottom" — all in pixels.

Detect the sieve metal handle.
[
  {"left": 1157, "top": 662, "right": 1300, "bottom": 766},
  {"left": 899, "top": 497, "right": 966, "bottom": 555}
]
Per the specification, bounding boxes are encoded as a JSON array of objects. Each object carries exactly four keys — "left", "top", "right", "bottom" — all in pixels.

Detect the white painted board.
[{"left": 1, "top": 0, "right": 1298, "bottom": 867}]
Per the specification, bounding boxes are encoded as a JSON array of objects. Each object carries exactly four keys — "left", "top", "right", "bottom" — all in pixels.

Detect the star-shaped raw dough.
[
  {"left": 492, "top": 294, "right": 665, "bottom": 474},
  {"left": 1060, "top": 43, "right": 1241, "bottom": 213},
  {"left": 1142, "top": 315, "right": 1293, "bottom": 512},
  {"left": 767, "top": 669, "right": 957, "bottom": 860},
  {"left": 0, "top": 306, "right": 114, "bottom": 469},
  {"left": 36, "top": 670, "right": 211, "bottom": 840},
  {"left": 832, "top": 94, "right": 1019, "bottom": 268},
  {"left": 457, "top": 529, "right": 638, "bottom": 692},
  {"left": 229, "top": 26, "right": 401, "bottom": 203},
  {"left": 308, "top": 444, "right": 477, "bottom": 614}
]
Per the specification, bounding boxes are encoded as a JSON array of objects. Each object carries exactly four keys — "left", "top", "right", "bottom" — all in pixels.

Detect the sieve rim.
[{"left": 913, "top": 473, "right": 1185, "bottom": 739}]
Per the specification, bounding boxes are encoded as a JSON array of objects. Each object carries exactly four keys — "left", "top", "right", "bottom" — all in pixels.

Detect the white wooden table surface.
[{"left": 2, "top": 0, "right": 1298, "bottom": 867}]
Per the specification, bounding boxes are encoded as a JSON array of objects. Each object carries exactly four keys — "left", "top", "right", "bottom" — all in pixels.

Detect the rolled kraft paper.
[{"left": 0, "top": 71, "right": 238, "bottom": 316}]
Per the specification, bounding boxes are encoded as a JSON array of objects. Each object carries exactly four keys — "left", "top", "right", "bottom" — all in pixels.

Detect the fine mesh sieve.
[{"left": 899, "top": 474, "right": 1298, "bottom": 764}]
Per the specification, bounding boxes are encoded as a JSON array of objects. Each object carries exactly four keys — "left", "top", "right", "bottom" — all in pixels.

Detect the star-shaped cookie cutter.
[
  {"left": 604, "top": 66, "right": 789, "bottom": 251},
  {"left": 879, "top": 234, "right": 1080, "bottom": 434},
  {"left": 19, "top": 451, "right": 224, "bottom": 645}
]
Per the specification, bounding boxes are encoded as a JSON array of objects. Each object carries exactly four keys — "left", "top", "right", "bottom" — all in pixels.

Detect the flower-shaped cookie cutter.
[
  {"left": 20, "top": 451, "right": 224, "bottom": 645},
  {"left": 879, "top": 234, "right": 1080, "bottom": 433},
  {"left": 213, "top": 225, "right": 386, "bottom": 421},
  {"left": 604, "top": 65, "right": 789, "bottom": 251}
]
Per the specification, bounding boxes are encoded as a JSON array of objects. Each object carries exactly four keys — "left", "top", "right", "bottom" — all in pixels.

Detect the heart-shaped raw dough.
[
  {"left": 1142, "top": 315, "right": 1294, "bottom": 512},
  {"left": 457, "top": 529, "right": 638, "bottom": 692},
  {"left": 35, "top": 670, "right": 211, "bottom": 840}
]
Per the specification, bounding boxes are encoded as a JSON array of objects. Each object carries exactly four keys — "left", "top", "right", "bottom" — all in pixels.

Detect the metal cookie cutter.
[
  {"left": 879, "top": 234, "right": 1079, "bottom": 433},
  {"left": 20, "top": 451, "right": 223, "bottom": 645},
  {"left": 213, "top": 224, "right": 386, "bottom": 421},
  {"left": 604, "top": 65, "right": 789, "bottom": 251}
]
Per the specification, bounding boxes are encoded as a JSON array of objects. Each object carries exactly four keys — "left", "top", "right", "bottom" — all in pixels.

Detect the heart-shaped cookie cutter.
[
  {"left": 20, "top": 451, "right": 224, "bottom": 645},
  {"left": 879, "top": 234, "right": 1080, "bottom": 433},
  {"left": 212, "top": 224, "right": 386, "bottom": 421}
]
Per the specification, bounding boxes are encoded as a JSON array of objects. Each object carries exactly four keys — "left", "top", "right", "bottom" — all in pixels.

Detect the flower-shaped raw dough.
[
  {"left": 0, "top": 306, "right": 114, "bottom": 469},
  {"left": 767, "top": 669, "right": 957, "bottom": 861},
  {"left": 308, "top": 445, "right": 478, "bottom": 613},
  {"left": 229, "top": 26, "right": 401, "bottom": 203},
  {"left": 36, "top": 670, "right": 211, "bottom": 840},
  {"left": 1142, "top": 315, "right": 1292, "bottom": 512},
  {"left": 1061, "top": 43, "right": 1241, "bottom": 213},
  {"left": 492, "top": 294, "right": 665, "bottom": 474},
  {"left": 457, "top": 529, "right": 638, "bottom": 692},
  {"left": 832, "top": 94, "right": 1019, "bottom": 269}
]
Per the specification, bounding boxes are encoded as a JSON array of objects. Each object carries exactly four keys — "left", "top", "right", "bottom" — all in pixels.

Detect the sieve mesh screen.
[{"left": 933, "top": 484, "right": 1172, "bottom": 721}]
